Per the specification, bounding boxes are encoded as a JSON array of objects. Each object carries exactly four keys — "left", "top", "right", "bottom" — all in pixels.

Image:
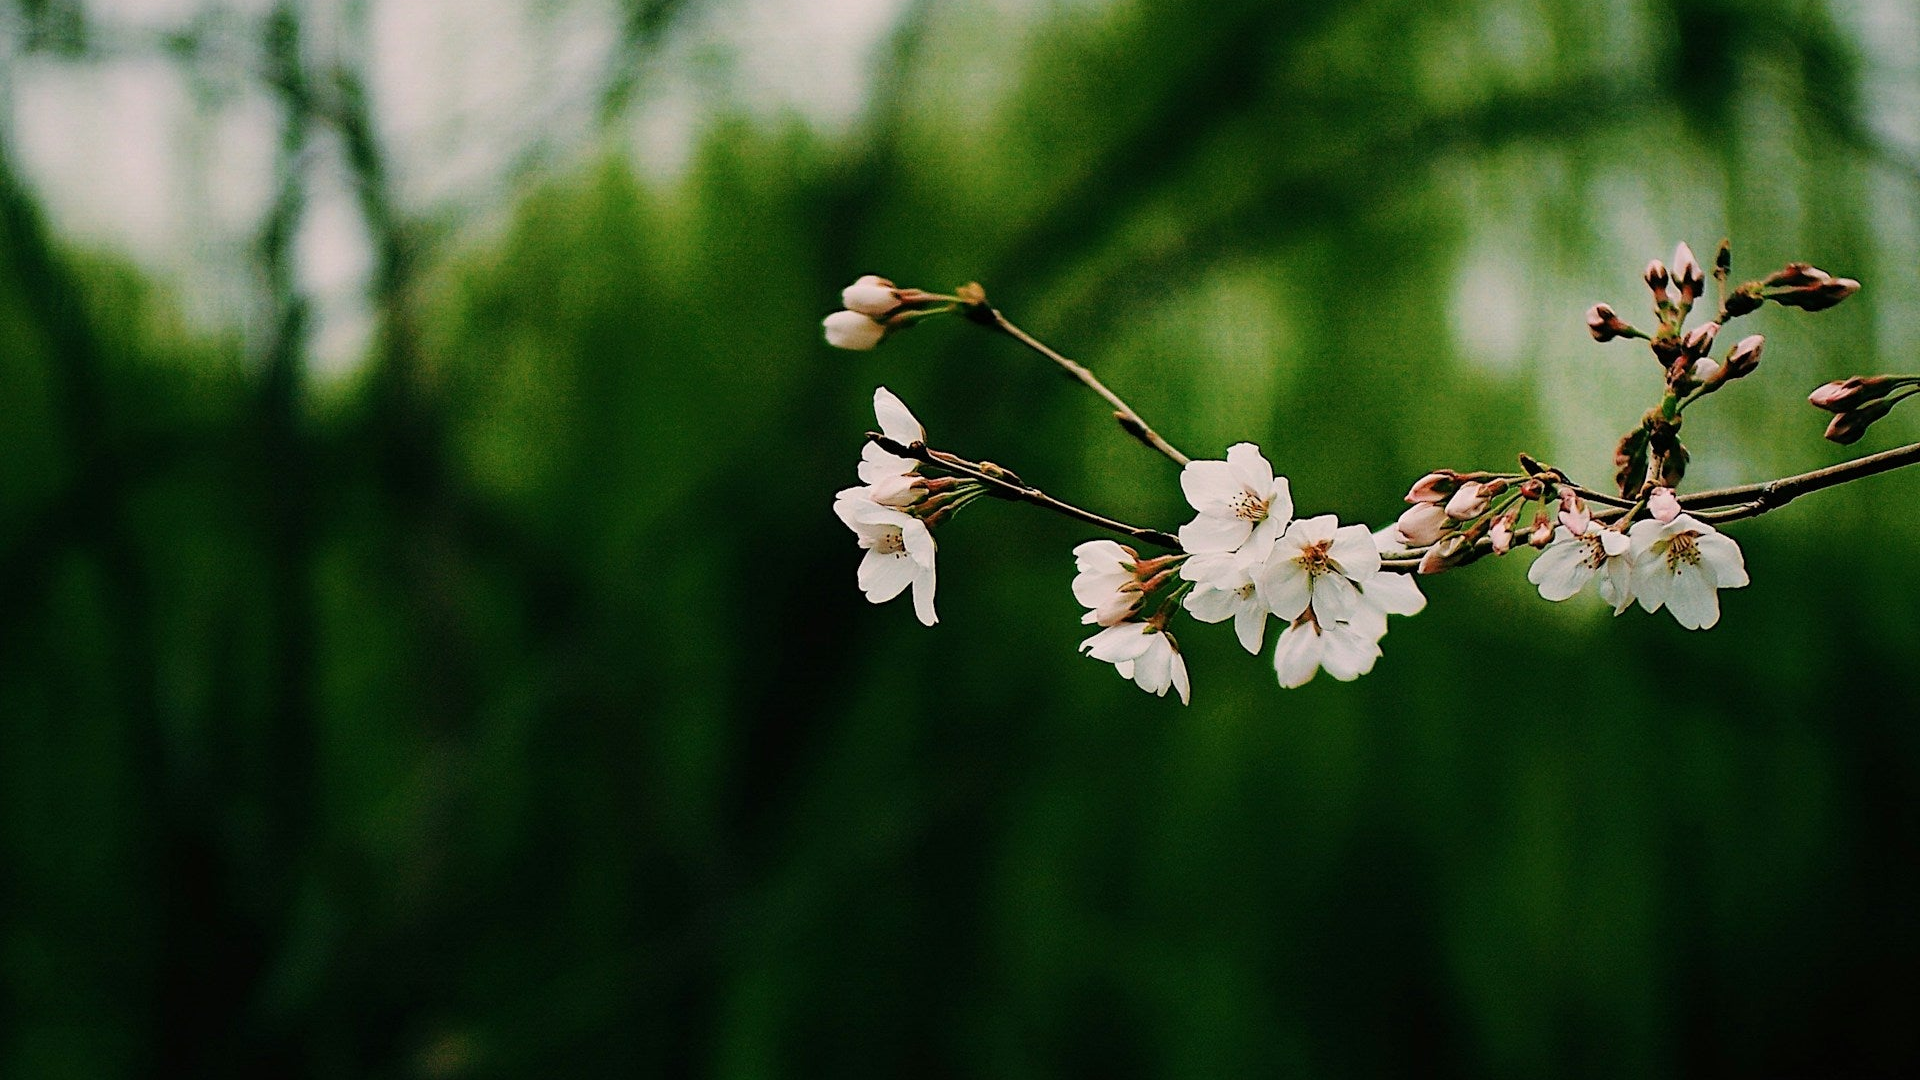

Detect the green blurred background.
[{"left": 5, "top": 0, "right": 1920, "bottom": 1075}]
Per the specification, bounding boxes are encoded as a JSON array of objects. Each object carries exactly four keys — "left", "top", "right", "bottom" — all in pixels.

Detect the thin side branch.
[
  {"left": 868, "top": 434, "right": 1182, "bottom": 549},
  {"left": 971, "top": 307, "right": 1193, "bottom": 467}
]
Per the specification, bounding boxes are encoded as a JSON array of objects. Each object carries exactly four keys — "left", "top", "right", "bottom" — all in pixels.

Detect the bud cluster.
[
  {"left": 1808, "top": 375, "right": 1920, "bottom": 445},
  {"left": 823, "top": 275, "right": 978, "bottom": 351},
  {"left": 1393, "top": 460, "right": 1575, "bottom": 573}
]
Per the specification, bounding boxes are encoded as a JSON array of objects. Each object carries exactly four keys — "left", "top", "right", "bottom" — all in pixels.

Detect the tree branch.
[
  {"left": 968, "top": 305, "right": 1192, "bottom": 467},
  {"left": 867, "top": 434, "right": 1182, "bottom": 549}
]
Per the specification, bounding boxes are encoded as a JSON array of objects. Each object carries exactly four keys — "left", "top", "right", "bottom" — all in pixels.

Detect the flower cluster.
[
  {"left": 822, "top": 246, "right": 1890, "bottom": 708},
  {"left": 1808, "top": 375, "right": 1920, "bottom": 444},
  {"left": 833, "top": 387, "right": 987, "bottom": 626}
]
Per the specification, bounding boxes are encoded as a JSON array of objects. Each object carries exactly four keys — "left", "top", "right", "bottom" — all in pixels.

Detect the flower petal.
[
  {"left": 1528, "top": 540, "right": 1592, "bottom": 602},
  {"left": 1320, "top": 624, "right": 1383, "bottom": 681},
  {"left": 1183, "top": 584, "right": 1239, "bottom": 623},
  {"left": 1359, "top": 572, "right": 1427, "bottom": 617},
  {"left": 1178, "top": 513, "right": 1252, "bottom": 555},
  {"left": 1310, "top": 570, "right": 1362, "bottom": 623},
  {"left": 873, "top": 386, "right": 924, "bottom": 443},
  {"left": 1258, "top": 562, "right": 1313, "bottom": 621},
  {"left": 1233, "top": 602, "right": 1268, "bottom": 654},
  {"left": 859, "top": 549, "right": 915, "bottom": 602},
  {"left": 911, "top": 562, "right": 939, "bottom": 626},
  {"left": 1664, "top": 562, "right": 1720, "bottom": 629},
  {"left": 1329, "top": 523, "right": 1381, "bottom": 580},
  {"left": 1179, "top": 459, "right": 1239, "bottom": 512},
  {"left": 1273, "top": 622, "right": 1324, "bottom": 689},
  {"left": 1226, "top": 443, "right": 1275, "bottom": 495},
  {"left": 1695, "top": 533, "right": 1748, "bottom": 589},
  {"left": 1170, "top": 648, "right": 1191, "bottom": 705}
]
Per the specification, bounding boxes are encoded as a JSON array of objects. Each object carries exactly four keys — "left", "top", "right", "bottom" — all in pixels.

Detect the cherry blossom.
[
  {"left": 1257, "top": 514, "right": 1381, "bottom": 624},
  {"left": 1073, "top": 540, "right": 1147, "bottom": 627},
  {"left": 1626, "top": 514, "right": 1749, "bottom": 629},
  {"left": 1080, "top": 622, "right": 1190, "bottom": 704},
  {"left": 833, "top": 490, "right": 938, "bottom": 625},
  {"left": 1177, "top": 443, "right": 1293, "bottom": 559},
  {"left": 858, "top": 387, "right": 927, "bottom": 505},
  {"left": 1181, "top": 550, "right": 1270, "bottom": 654},
  {"left": 841, "top": 275, "right": 900, "bottom": 317},
  {"left": 1527, "top": 525, "right": 1632, "bottom": 610}
]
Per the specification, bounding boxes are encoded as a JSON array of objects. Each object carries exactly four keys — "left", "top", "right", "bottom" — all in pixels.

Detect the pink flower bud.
[
  {"left": 1808, "top": 375, "right": 1897, "bottom": 413},
  {"left": 840, "top": 275, "right": 900, "bottom": 317},
  {"left": 1824, "top": 398, "right": 1897, "bottom": 445},
  {"left": 823, "top": 309, "right": 888, "bottom": 350},
  {"left": 1557, "top": 489, "right": 1591, "bottom": 536},
  {"left": 1721, "top": 334, "right": 1764, "bottom": 379},
  {"left": 1404, "top": 470, "right": 1460, "bottom": 504},
  {"left": 1690, "top": 357, "right": 1722, "bottom": 384},
  {"left": 1769, "top": 278, "right": 1860, "bottom": 312},
  {"left": 1396, "top": 502, "right": 1451, "bottom": 547},
  {"left": 1586, "top": 303, "right": 1638, "bottom": 342},
  {"left": 1644, "top": 259, "right": 1670, "bottom": 298},
  {"left": 1445, "top": 481, "right": 1492, "bottom": 521},
  {"left": 1518, "top": 478, "right": 1544, "bottom": 501},
  {"left": 1680, "top": 321, "right": 1719, "bottom": 359},
  {"left": 1417, "top": 534, "right": 1469, "bottom": 575},
  {"left": 1649, "top": 486, "right": 1681, "bottom": 523},
  {"left": 1673, "top": 242, "right": 1705, "bottom": 299},
  {"left": 1489, "top": 509, "right": 1517, "bottom": 555},
  {"left": 1528, "top": 512, "right": 1555, "bottom": 548}
]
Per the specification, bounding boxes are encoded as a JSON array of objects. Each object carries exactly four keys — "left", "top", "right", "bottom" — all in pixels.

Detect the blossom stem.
[
  {"left": 965, "top": 303, "right": 1193, "bottom": 467},
  {"left": 867, "top": 433, "right": 1183, "bottom": 549}
]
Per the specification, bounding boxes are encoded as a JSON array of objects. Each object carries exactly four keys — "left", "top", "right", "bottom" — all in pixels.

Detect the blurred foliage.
[{"left": 5, "top": 0, "right": 1920, "bottom": 1076}]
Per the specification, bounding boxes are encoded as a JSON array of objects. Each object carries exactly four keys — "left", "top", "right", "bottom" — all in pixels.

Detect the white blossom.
[
  {"left": 1181, "top": 550, "right": 1269, "bottom": 654},
  {"left": 1256, "top": 514, "right": 1381, "bottom": 624},
  {"left": 841, "top": 275, "right": 900, "bottom": 317},
  {"left": 1080, "top": 622, "right": 1191, "bottom": 704},
  {"left": 1177, "top": 443, "right": 1293, "bottom": 559},
  {"left": 857, "top": 387, "right": 927, "bottom": 506},
  {"left": 1272, "top": 613, "right": 1384, "bottom": 688},
  {"left": 833, "top": 490, "right": 937, "bottom": 626},
  {"left": 1073, "top": 540, "right": 1145, "bottom": 627},
  {"left": 824, "top": 309, "right": 887, "bottom": 350},
  {"left": 1626, "top": 514, "right": 1749, "bottom": 629},
  {"left": 1527, "top": 525, "right": 1632, "bottom": 610}
]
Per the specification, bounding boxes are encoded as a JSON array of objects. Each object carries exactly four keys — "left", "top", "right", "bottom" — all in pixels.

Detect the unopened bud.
[
  {"left": 1528, "top": 512, "right": 1555, "bottom": 548},
  {"left": 1764, "top": 262, "right": 1831, "bottom": 288},
  {"left": 1644, "top": 259, "right": 1670, "bottom": 299},
  {"left": 841, "top": 275, "right": 900, "bottom": 317},
  {"left": 1719, "top": 334, "right": 1764, "bottom": 379},
  {"left": 1489, "top": 509, "right": 1518, "bottom": 555},
  {"left": 1649, "top": 486, "right": 1681, "bottom": 523},
  {"left": 1824, "top": 398, "right": 1898, "bottom": 445},
  {"left": 1445, "top": 481, "right": 1493, "bottom": 521},
  {"left": 1808, "top": 375, "right": 1898, "bottom": 413},
  {"left": 1713, "top": 239, "right": 1731, "bottom": 279},
  {"left": 1396, "top": 502, "right": 1451, "bottom": 547},
  {"left": 1673, "top": 242, "right": 1705, "bottom": 300},
  {"left": 824, "top": 309, "right": 888, "bottom": 350},
  {"left": 1586, "top": 303, "right": 1640, "bottom": 342},
  {"left": 1769, "top": 277, "right": 1861, "bottom": 312},
  {"left": 1680, "top": 321, "right": 1719, "bottom": 359},
  {"left": 1404, "top": 470, "right": 1460, "bottom": 504},
  {"left": 1418, "top": 533, "right": 1470, "bottom": 575},
  {"left": 1518, "top": 478, "right": 1544, "bottom": 501},
  {"left": 1690, "top": 357, "right": 1722, "bottom": 384},
  {"left": 1558, "top": 489, "right": 1591, "bottom": 536}
]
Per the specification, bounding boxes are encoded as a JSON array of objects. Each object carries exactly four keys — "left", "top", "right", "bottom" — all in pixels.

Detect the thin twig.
[
  {"left": 868, "top": 434, "right": 1182, "bottom": 549},
  {"left": 971, "top": 306, "right": 1192, "bottom": 467}
]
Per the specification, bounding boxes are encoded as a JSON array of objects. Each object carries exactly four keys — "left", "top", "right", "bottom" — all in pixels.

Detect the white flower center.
[
  {"left": 1235, "top": 583, "right": 1256, "bottom": 601},
  {"left": 1228, "top": 490, "right": 1268, "bottom": 522},
  {"left": 1664, "top": 532, "right": 1702, "bottom": 570},
  {"left": 873, "top": 527, "right": 906, "bottom": 555}
]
